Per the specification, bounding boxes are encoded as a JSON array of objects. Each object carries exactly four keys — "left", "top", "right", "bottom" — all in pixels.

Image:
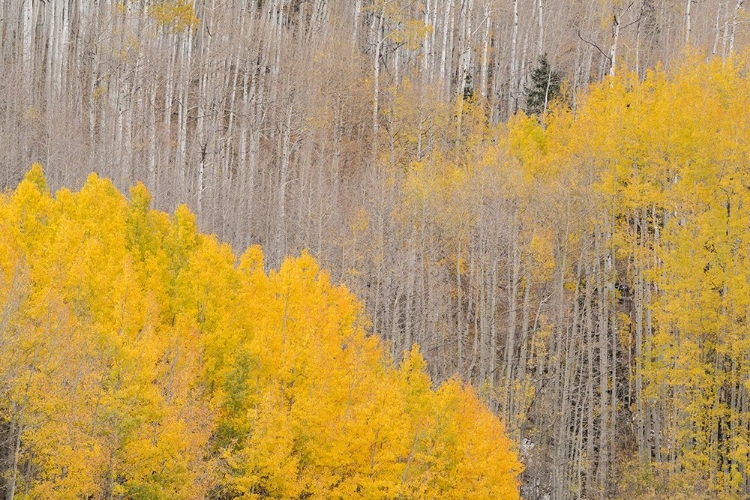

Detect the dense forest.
[
  {"left": 1, "top": 0, "right": 750, "bottom": 499},
  {"left": 0, "top": 167, "right": 522, "bottom": 498}
]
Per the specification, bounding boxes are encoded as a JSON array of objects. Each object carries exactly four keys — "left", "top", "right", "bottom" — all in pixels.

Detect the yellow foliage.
[
  {"left": 503, "top": 51, "right": 750, "bottom": 496},
  {"left": 148, "top": 0, "right": 199, "bottom": 33},
  {"left": 0, "top": 166, "right": 522, "bottom": 498}
]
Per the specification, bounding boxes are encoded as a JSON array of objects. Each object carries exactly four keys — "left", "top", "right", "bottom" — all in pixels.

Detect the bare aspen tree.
[
  {"left": 509, "top": 0, "right": 519, "bottom": 114},
  {"left": 610, "top": 9, "right": 622, "bottom": 76},
  {"left": 729, "top": 0, "right": 745, "bottom": 53},
  {"left": 372, "top": 4, "right": 385, "bottom": 159},
  {"left": 479, "top": 2, "right": 491, "bottom": 98},
  {"left": 439, "top": 0, "right": 453, "bottom": 91},
  {"left": 537, "top": 0, "right": 545, "bottom": 54}
]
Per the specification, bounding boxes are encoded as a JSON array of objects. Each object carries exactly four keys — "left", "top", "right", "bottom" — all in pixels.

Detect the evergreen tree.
[{"left": 525, "top": 54, "right": 562, "bottom": 115}]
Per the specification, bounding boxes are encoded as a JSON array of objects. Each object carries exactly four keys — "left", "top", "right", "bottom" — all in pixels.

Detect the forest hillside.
[
  {"left": 2, "top": 1, "right": 750, "bottom": 499},
  {"left": 0, "top": 167, "right": 522, "bottom": 499}
]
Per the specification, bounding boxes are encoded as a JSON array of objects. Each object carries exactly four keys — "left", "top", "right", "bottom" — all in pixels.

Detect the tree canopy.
[{"left": 0, "top": 166, "right": 522, "bottom": 499}]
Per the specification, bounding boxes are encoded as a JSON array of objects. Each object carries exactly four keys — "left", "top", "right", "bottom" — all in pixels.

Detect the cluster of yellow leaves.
[
  {"left": 0, "top": 166, "right": 521, "bottom": 499},
  {"left": 148, "top": 0, "right": 199, "bottom": 33}
]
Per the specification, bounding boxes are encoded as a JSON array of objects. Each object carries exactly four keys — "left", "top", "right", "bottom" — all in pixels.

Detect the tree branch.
[{"left": 577, "top": 30, "right": 611, "bottom": 60}]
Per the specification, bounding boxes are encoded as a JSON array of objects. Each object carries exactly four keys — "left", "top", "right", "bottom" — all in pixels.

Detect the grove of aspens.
[{"left": 1, "top": 1, "right": 749, "bottom": 499}]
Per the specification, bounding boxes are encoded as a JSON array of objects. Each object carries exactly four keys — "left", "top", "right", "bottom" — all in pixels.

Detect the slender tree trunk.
[
  {"left": 508, "top": 0, "right": 519, "bottom": 115},
  {"left": 597, "top": 226, "right": 611, "bottom": 497},
  {"left": 729, "top": 0, "right": 744, "bottom": 54},
  {"left": 21, "top": 0, "right": 33, "bottom": 97},
  {"left": 352, "top": 0, "right": 363, "bottom": 48},
  {"left": 372, "top": 8, "right": 385, "bottom": 161},
  {"left": 609, "top": 10, "right": 621, "bottom": 77},
  {"left": 440, "top": 0, "right": 453, "bottom": 93},
  {"left": 480, "top": 2, "right": 491, "bottom": 98},
  {"left": 276, "top": 106, "right": 293, "bottom": 266},
  {"left": 538, "top": 0, "right": 545, "bottom": 54},
  {"left": 504, "top": 224, "right": 520, "bottom": 389}
]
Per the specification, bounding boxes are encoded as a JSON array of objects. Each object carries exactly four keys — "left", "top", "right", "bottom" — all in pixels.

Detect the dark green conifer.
[{"left": 525, "top": 54, "right": 562, "bottom": 115}]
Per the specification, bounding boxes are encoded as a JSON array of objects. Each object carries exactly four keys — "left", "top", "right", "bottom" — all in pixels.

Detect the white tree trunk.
[
  {"left": 729, "top": 0, "right": 744, "bottom": 54},
  {"left": 508, "top": 0, "right": 519, "bottom": 114},
  {"left": 22, "top": 0, "right": 33, "bottom": 95},
  {"left": 440, "top": 0, "right": 453, "bottom": 91},
  {"left": 609, "top": 11, "right": 621, "bottom": 77},
  {"left": 538, "top": 0, "right": 545, "bottom": 54},
  {"left": 480, "top": 2, "right": 491, "bottom": 98}
]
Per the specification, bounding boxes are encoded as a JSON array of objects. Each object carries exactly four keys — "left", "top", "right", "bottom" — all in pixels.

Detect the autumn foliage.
[
  {"left": 0, "top": 167, "right": 521, "bottom": 499},
  {"left": 4, "top": 24, "right": 750, "bottom": 496},
  {"left": 358, "top": 52, "right": 750, "bottom": 498}
]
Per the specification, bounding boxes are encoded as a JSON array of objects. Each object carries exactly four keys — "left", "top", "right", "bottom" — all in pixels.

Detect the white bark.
[
  {"left": 440, "top": 0, "right": 453, "bottom": 91},
  {"left": 729, "top": 0, "right": 744, "bottom": 54},
  {"left": 422, "top": 0, "right": 433, "bottom": 79},
  {"left": 276, "top": 106, "right": 293, "bottom": 265},
  {"left": 538, "top": 0, "right": 545, "bottom": 54},
  {"left": 22, "top": 0, "right": 33, "bottom": 94},
  {"left": 353, "top": 0, "right": 363, "bottom": 47},
  {"left": 480, "top": 2, "right": 491, "bottom": 98},
  {"left": 609, "top": 11, "right": 621, "bottom": 77},
  {"left": 372, "top": 7, "right": 385, "bottom": 158},
  {"left": 509, "top": 0, "right": 519, "bottom": 114},
  {"left": 712, "top": 1, "right": 724, "bottom": 55}
]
